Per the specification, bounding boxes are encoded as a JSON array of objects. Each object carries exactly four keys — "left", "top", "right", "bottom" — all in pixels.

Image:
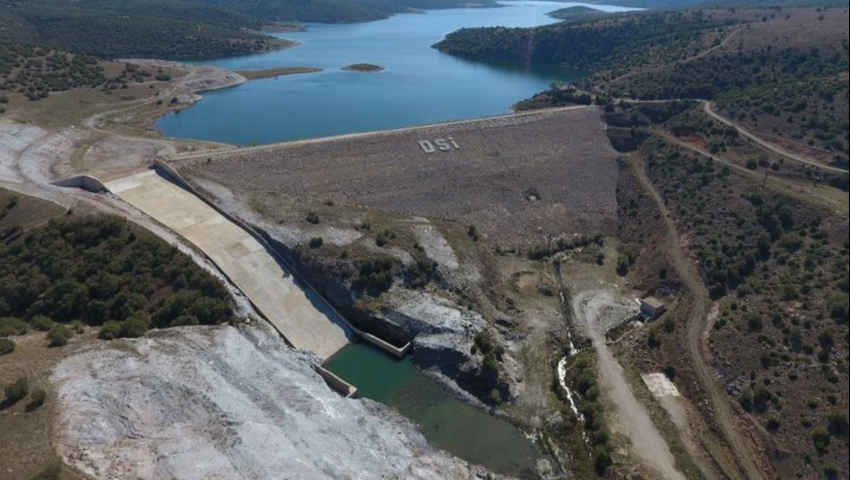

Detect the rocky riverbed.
[{"left": 51, "top": 322, "right": 505, "bottom": 480}]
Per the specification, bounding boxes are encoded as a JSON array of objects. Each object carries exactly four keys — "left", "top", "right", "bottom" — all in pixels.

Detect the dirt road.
[
  {"left": 702, "top": 102, "right": 848, "bottom": 173},
  {"left": 572, "top": 289, "right": 686, "bottom": 480},
  {"left": 603, "top": 26, "right": 744, "bottom": 90},
  {"left": 659, "top": 130, "right": 848, "bottom": 215},
  {"left": 627, "top": 157, "right": 769, "bottom": 480}
]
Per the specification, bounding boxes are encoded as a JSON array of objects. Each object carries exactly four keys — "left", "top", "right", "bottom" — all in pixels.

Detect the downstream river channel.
[
  {"left": 157, "top": 1, "right": 637, "bottom": 144},
  {"left": 324, "top": 342, "right": 542, "bottom": 477}
]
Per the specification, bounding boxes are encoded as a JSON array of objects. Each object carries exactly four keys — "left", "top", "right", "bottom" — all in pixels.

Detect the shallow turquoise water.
[
  {"left": 324, "top": 342, "right": 541, "bottom": 477},
  {"left": 156, "top": 1, "right": 637, "bottom": 145}
]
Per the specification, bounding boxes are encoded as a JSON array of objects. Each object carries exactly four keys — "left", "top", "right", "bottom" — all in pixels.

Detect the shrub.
[
  {"left": 823, "top": 465, "right": 839, "bottom": 480},
  {"left": 827, "top": 412, "right": 848, "bottom": 438},
  {"left": 4, "top": 376, "right": 29, "bottom": 403},
  {"left": 99, "top": 320, "right": 123, "bottom": 340},
  {"left": 747, "top": 314, "right": 764, "bottom": 333},
  {"left": 30, "top": 315, "right": 54, "bottom": 332},
  {"left": 170, "top": 315, "right": 199, "bottom": 327},
  {"left": 0, "top": 317, "right": 29, "bottom": 336},
  {"left": 616, "top": 252, "right": 635, "bottom": 276},
  {"left": 766, "top": 417, "right": 780, "bottom": 433},
  {"left": 306, "top": 212, "right": 320, "bottom": 225},
  {"left": 594, "top": 447, "right": 613, "bottom": 475},
  {"left": 647, "top": 329, "right": 662, "bottom": 348},
  {"left": 47, "top": 324, "right": 72, "bottom": 347},
  {"left": 28, "top": 387, "right": 47, "bottom": 410},
  {"left": 0, "top": 338, "right": 15, "bottom": 355},
  {"left": 309, "top": 237, "right": 324, "bottom": 249},
  {"left": 69, "top": 320, "right": 86, "bottom": 334},
  {"left": 811, "top": 425, "right": 831, "bottom": 453},
  {"left": 120, "top": 317, "right": 148, "bottom": 338}
]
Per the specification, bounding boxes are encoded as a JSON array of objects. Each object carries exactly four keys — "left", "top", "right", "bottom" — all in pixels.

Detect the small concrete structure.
[
  {"left": 640, "top": 296, "right": 667, "bottom": 320},
  {"left": 641, "top": 373, "right": 681, "bottom": 400}
]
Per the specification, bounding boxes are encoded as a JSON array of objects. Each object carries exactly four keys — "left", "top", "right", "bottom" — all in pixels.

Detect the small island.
[{"left": 342, "top": 63, "right": 385, "bottom": 73}]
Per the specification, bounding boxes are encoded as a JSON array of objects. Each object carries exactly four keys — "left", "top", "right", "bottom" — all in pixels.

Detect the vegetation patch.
[{"left": 0, "top": 215, "right": 234, "bottom": 341}]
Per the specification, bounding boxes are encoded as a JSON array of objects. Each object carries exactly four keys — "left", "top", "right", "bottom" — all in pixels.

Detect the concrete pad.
[
  {"left": 106, "top": 170, "right": 352, "bottom": 359},
  {"left": 642, "top": 373, "right": 682, "bottom": 400}
]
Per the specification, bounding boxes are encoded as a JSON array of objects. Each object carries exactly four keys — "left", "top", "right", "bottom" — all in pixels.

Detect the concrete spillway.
[{"left": 106, "top": 170, "right": 352, "bottom": 359}]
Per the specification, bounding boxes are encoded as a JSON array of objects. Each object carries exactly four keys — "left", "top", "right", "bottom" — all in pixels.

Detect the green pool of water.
[{"left": 324, "top": 342, "right": 540, "bottom": 477}]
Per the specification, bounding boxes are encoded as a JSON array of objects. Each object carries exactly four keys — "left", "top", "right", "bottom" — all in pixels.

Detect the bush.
[
  {"left": 827, "top": 412, "right": 849, "bottom": 438},
  {"left": 99, "top": 320, "right": 123, "bottom": 340},
  {"left": 593, "top": 447, "right": 613, "bottom": 475},
  {"left": 0, "top": 317, "right": 29, "bottom": 336},
  {"left": 30, "top": 315, "right": 54, "bottom": 332},
  {"left": 28, "top": 387, "right": 47, "bottom": 410},
  {"left": 647, "top": 329, "right": 662, "bottom": 348},
  {"left": 0, "top": 338, "right": 15, "bottom": 355},
  {"left": 616, "top": 252, "right": 635, "bottom": 276},
  {"left": 170, "top": 315, "right": 199, "bottom": 327},
  {"left": 811, "top": 425, "right": 831, "bottom": 453},
  {"left": 375, "top": 234, "right": 389, "bottom": 247},
  {"left": 306, "top": 212, "right": 320, "bottom": 225},
  {"left": 47, "top": 324, "right": 72, "bottom": 347},
  {"left": 4, "top": 376, "right": 29, "bottom": 403},
  {"left": 309, "top": 237, "right": 324, "bottom": 249},
  {"left": 120, "top": 317, "right": 148, "bottom": 338},
  {"left": 766, "top": 417, "right": 781, "bottom": 433}
]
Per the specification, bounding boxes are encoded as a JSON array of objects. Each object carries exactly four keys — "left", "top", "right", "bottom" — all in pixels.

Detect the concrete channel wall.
[
  {"left": 52, "top": 175, "right": 108, "bottom": 193},
  {"left": 153, "top": 160, "right": 411, "bottom": 387}
]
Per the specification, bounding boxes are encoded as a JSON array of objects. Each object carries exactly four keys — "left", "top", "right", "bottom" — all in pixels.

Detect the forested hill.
[
  {"left": 434, "top": 11, "right": 733, "bottom": 71},
  {"left": 0, "top": 0, "right": 281, "bottom": 60},
  {"left": 0, "top": 0, "right": 500, "bottom": 59},
  {"left": 191, "top": 0, "right": 498, "bottom": 24}
]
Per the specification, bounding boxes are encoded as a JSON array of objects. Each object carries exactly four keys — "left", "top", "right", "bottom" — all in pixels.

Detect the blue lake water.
[{"left": 157, "top": 1, "right": 638, "bottom": 145}]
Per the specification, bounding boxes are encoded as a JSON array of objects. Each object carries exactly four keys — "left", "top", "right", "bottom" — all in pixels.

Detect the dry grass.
[
  {"left": 0, "top": 187, "right": 66, "bottom": 232},
  {"left": 0, "top": 330, "right": 97, "bottom": 480}
]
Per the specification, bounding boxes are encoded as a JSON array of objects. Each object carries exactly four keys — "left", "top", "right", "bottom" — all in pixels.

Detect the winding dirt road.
[
  {"left": 627, "top": 157, "right": 769, "bottom": 480},
  {"left": 702, "top": 102, "right": 848, "bottom": 174}
]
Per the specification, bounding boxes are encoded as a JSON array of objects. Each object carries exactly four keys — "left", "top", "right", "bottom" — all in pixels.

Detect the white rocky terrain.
[{"left": 51, "top": 323, "right": 497, "bottom": 480}]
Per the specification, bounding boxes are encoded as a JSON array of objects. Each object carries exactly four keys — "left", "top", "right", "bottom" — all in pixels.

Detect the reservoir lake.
[{"left": 157, "top": 1, "right": 638, "bottom": 145}]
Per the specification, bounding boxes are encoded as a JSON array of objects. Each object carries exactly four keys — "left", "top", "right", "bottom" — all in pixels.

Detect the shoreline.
[{"left": 236, "top": 67, "right": 323, "bottom": 80}]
